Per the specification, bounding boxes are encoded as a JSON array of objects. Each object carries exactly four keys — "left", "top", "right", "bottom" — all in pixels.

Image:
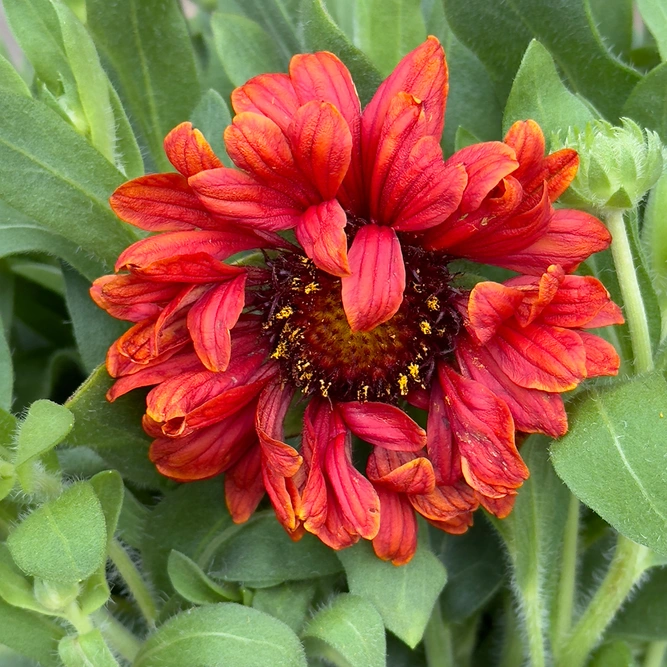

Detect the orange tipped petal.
[
  {"left": 467, "top": 281, "right": 524, "bottom": 344},
  {"left": 296, "top": 200, "right": 350, "bottom": 277},
  {"left": 231, "top": 73, "right": 299, "bottom": 133},
  {"left": 372, "top": 489, "right": 418, "bottom": 566},
  {"left": 164, "top": 121, "right": 223, "bottom": 177},
  {"left": 367, "top": 449, "right": 435, "bottom": 495},
  {"left": 341, "top": 224, "right": 406, "bottom": 332},
  {"left": 225, "top": 445, "right": 265, "bottom": 523},
  {"left": 579, "top": 331, "right": 621, "bottom": 378},
  {"left": 583, "top": 301, "right": 625, "bottom": 328}
]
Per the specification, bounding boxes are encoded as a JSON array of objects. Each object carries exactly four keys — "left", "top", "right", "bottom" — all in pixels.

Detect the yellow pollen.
[
  {"left": 275, "top": 306, "right": 293, "bottom": 320},
  {"left": 480, "top": 216, "right": 491, "bottom": 227},
  {"left": 426, "top": 295, "right": 439, "bottom": 311},
  {"left": 408, "top": 363, "right": 420, "bottom": 380},
  {"left": 304, "top": 282, "right": 319, "bottom": 294},
  {"left": 420, "top": 321, "right": 432, "bottom": 334},
  {"left": 271, "top": 341, "right": 287, "bottom": 359},
  {"left": 358, "top": 385, "right": 370, "bottom": 401},
  {"left": 398, "top": 374, "right": 409, "bottom": 395},
  {"left": 319, "top": 379, "right": 331, "bottom": 397}
]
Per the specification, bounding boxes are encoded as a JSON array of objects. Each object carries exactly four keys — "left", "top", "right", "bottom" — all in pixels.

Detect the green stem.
[
  {"left": 558, "top": 535, "right": 651, "bottom": 667},
  {"left": 553, "top": 495, "right": 580, "bottom": 655},
  {"left": 499, "top": 595, "right": 524, "bottom": 667},
  {"left": 605, "top": 208, "right": 654, "bottom": 373},
  {"left": 93, "top": 608, "right": 142, "bottom": 663},
  {"left": 644, "top": 641, "right": 667, "bottom": 667},
  {"left": 520, "top": 569, "right": 547, "bottom": 667},
  {"left": 64, "top": 601, "right": 94, "bottom": 635},
  {"left": 108, "top": 539, "right": 157, "bottom": 628},
  {"left": 423, "top": 603, "right": 453, "bottom": 667}
]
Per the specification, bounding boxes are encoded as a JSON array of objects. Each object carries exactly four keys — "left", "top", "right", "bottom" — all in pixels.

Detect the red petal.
[
  {"left": 583, "top": 301, "right": 625, "bottom": 328},
  {"left": 338, "top": 400, "right": 426, "bottom": 451},
  {"left": 287, "top": 100, "right": 352, "bottom": 200},
  {"left": 341, "top": 225, "right": 406, "bottom": 332},
  {"left": 362, "top": 37, "right": 448, "bottom": 170},
  {"left": 484, "top": 319, "right": 587, "bottom": 392},
  {"left": 438, "top": 365, "right": 529, "bottom": 497},
  {"left": 110, "top": 173, "right": 213, "bottom": 232},
  {"left": 510, "top": 265, "right": 564, "bottom": 327},
  {"left": 457, "top": 335, "right": 568, "bottom": 438},
  {"left": 427, "top": 378, "right": 460, "bottom": 485},
  {"left": 224, "top": 112, "right": 313, "bottom": 204},
  {"left": 128, "top": 254, "right": 244, "bottom": 283},
  {"left": 409, "top": 479, "right": 478, "bottom": 522},
  {"left": 366, "top": 449, "right": 435, "bottom": 494},
  {"left": 187, "top": 275, "right": 247, "bottom": 372},
  {"left": 579, "top": 331, "right": 621, "bottom": 377},
  {"left": 225, "top": 445, "right": 265, "bottom": 523},
  {"left": 477, "top": 492, "right": 516, "bottom": 519},
  {"left": 189, "top": 167, "right": 304, "bottom": 231},
  {"left": 428, "top": 512, "right": 474, "bottom": 535},
  {"left": 497, "top": 209, "right": 611, "bottom": 275},
  {"left": 115, "top": 229, "right": 261, "bottom": 272},
  {"left": 448, "top": 141, "right": 519, "bottom": 213},
  {"left": 467, "top": 281, "right": 524, "bottom": 345},
  {"left": 164, "top": 121, "right": 223, "bottom": 177},
  {"left": 231, "top": 73, "right": 299, "bottom": 133},
  {"left": 372, "top": 489, "right": 418, "bottom": 565},
  {"left": 149, "top": 406, "right": 255, "bottom": 480},
  {"left": 295, "top": 200, "right": 350, "bottom": 277},
  {"left": 117, "top": 315, "right": 188, "bottom": 365}
]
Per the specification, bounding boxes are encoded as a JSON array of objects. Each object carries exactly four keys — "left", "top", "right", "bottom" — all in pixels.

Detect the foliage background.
[{"left": 0, "top": 1, "right": 666, "bottom": 666}]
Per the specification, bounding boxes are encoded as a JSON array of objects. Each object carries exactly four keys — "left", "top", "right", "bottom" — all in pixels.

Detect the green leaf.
[
  {"left": 610, "top": 567, "right": 667, "bottom": 639},
  {"left": 299, "top": 0, "right": 382, "bottom": 106},
  {"left": 107, "top": 81, "right": 145, "bottom": 179},
  {"left": 637, "top": 0, "right": 667, "bottom": 61},
  {"left": 116, "top": 486, "right": 149, "bottom": 549},
  {"left": 490, "top": 437, "right": 569, "bottom": 656},
  {"left": 589, "top": 0, "right": 633, "bottom": 59},
  {"left": 211, "top": 13, "right": 287, "bottom": 87},
  {"left": 0, "top": 597, "right": 65, "bottom": 667},
  {"left": 168, "top": 550, "right": 241, "bottom": 604},
  {"left": 210, "top": 515, "right": 343, "bottom": 587},
  {"left": 302, "top": 593, "right": 386, "bottom": 667},
  {"left": 77, "top": 567, "right": 110, "bottom": 616},
  {"left": 62, "top": 265, "right": 129, "bottom": 373},
  {"left": 59, "top": 630, "right": 120, "bottom": 667},
  {"left": 7, "top": 481, "right": 108, "bottom": 584},
  {"left": 624, "top": 62, "right": 667, "bottom": 143},
  {"left": 8, "top": 259, "right": 65, "bottom": 295},
  {"left": 87, "top": 0, "right": 201, "bottom": 171},
  {"left": 190, "top": 89, "right": 233, "bottom": 167},
  {"left": 643, "top": 172, "right": 667, "bottom": 321},
  {"left": 89, "top": 470, "right": 124, "bottom": 545},
  {"left": 141, "top": 481, "right": 233, "bottom": 593},
  {"left": 0, "top": 53, "right": 30, "bottom": 97},
  {"left": 63, "top": 366, "right": 165, "bottom": 489},
  {"left": 444, "top": 0, "right": 641, "bottom": 118},
  {"left": 589, "top": 640, "right": 636, "bottom": 667},
  {"left": 133, "top": 603, "right": 307, "bottom": 667},
  {"left": 14, "top": 399, "right": 74, "bottom": 471},
  {"left": 337, "top": 540, "right": 447, "bottom": 648},
  {"left": 0, "top": 544, "right": 54, "bottom": 616},
  {"left": 0, "top": 312, "right": 12, "bottom": 412},
  {"left": 431, "top": 517, "right": 504, "bottom": 622},
  {"left": 355, "top": 0, "right": 426, "bottom": 77},
  {"left": 252, "top": 581, "right": 317, "bottom": 634},
  {"left": 551, "top": 373, "right": 667, "bottom": 555},
  {"left": 503, "top": 40, "right": 596, "bottom": 137},
  {"left": 0, "top": 92, "right": 136, "bottom": 272}
]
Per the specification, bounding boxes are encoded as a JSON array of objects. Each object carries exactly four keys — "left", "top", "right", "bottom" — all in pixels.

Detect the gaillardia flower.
[{"left": 92, "top": 38, "right": 622, "bottom": 565}]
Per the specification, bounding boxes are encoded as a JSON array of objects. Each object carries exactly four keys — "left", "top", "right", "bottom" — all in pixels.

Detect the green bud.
[
  {"left": 33, "top": 578, "right": 80, "bottom": 612},
  {"left": 553, "top": 118, "right": 664, "bottom": 214}
]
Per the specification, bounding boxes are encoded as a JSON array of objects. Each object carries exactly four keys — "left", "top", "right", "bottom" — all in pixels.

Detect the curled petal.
[
  {"left": 117, "top": 315, "right": 189, "bottom": 365},
  {"left": 341, "top": 224, "right": 406, "bottom": 332},
  {"left": 372, "top": 489, "right": 418, "bottom": 566},
  {"left": 410, "top": 480, "right": 478, "bottom": 522},
  {"left": 225, "top": 445, "right": 265, "bottom": 523},
  {"left": 477, "top": 492, "right": 516, "bottom": 519},
  {"left": 187, "top": 275, "right": 247, "bottom": 372},
  {"left": 338, "top": 400, "right": 426, "bottom": 451},
  {"left": 579, "top": 331, "right": 621, "bottom": 377},
  {"left": 296, "top": 200, "right": 350, "bottom": 277},
  {"left": 110, "top": 173, "right": 213, "bottom": 232},
  {"left": 287, "top": 100, "right": 352, "bottom": 200},
  {"left": 231, "top": 73, "right": 299, "bottom": 133},
  {"left": 164, "top": 122, "right": 223, "bottom": 177},
  {"left": 510, "top": 265, "right": 564, "bottom": 327},
  {"left": 467, "top": 281, "right": 524, "bottom": 344},
  {"left": 367, "top": 449, "right": 435, "bottom": 495}
]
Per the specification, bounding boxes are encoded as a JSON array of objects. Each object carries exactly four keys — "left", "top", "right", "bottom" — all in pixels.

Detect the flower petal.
[
  {"left": 187, "top": 274, "right": 247, "bottom": 372},
  {"left": 426, "top": 378, "right": 460, "bottom": 485},
  {"left": 110, "top": 173, "right": 213, "bottom": 232},
  {"left": 366, "top": 449, "right": 435, "bottom": 494},
  {"left": 372, "top": 489, "right": 418, "bottom": 565},
  {"left": 287, "top": 100, "right": 352, "bottom": 200},
  {"left": 164, "top": 121, "right": 223, "bottom": 177},
  {"left": 578, "top": 331, "right": 621, "bottom": 377},
  {"left": 225, "top": 445, "right": 265, "bottom": 523},
  {"left": 189, "top": 167, "right": 304, "bottom": 231},
  {"left": 231, "top": 73, "right": 299, "bottom": 133},
  {"left": 409, "top": 479, "right": 478, "bottom": 522},
  {"left": 496, "top": 209, "right": 611, "bottom": 275},
  {"left": 341, "top": 225, "right": 406, "bottom": 332},
  {"left": 583, "top": 301, "right": 625, "bottom": 328},
  {"left": 295, "top": 200, "right": 350, "bottom": 277},
  {"left": 467, "top": 281, "right": 525, "bottom": 345},
  {"left": 438, "top": 365, "right": 529, "bottom": 497},
  {"left": 338, "top": 400, "right": 426, "bottom": 451}
]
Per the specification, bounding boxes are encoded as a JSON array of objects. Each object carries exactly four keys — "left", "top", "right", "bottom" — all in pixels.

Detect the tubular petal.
[
  {"left": 338, "top": 401, "right": 426, "bottom": 451},
  {"left": 295, "top": 200, "right": 350, "bottom": 277},
  {"left": 341, "top": 225, "right": 406, "bottom": 332},
  {"left": 467, "top": 281, "right": 525, "bottom": 345},
  {"left": 163, "top": 122, "right": 223, "bottom": 177},
  {"left": 427, "top": 379, "right": 460, "bottom": 485},
  {"left": 225, "top": 445, "right": 265, "bottom": 523},
  {"left": 372, "top": 489, "right": 418, "bottom": 565}
]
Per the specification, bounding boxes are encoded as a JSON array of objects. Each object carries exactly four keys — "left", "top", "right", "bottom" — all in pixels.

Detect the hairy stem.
[
  {"left": 521, "top": 569, "right": 547, "bottom": 667},
  {"left": 108, "top": 539, "right": 157, "bottom": 627},
  {"left": 93, "top": 608, "right": 142, "bottom": 662},
  {"left": 423, "top": 603, "right": 453, "bottom": 667},
  {"left": 644, "top": 641, "right": 667, "bottom": 667}
]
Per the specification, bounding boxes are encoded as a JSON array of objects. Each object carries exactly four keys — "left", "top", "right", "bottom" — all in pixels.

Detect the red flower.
[{"left": 92, "top": 38, "right": 621, "bottom": 565}]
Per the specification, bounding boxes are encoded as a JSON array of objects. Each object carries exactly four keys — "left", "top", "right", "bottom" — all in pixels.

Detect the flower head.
[{"left": 92, "top": 38, "right": 622, "bottom": 565}]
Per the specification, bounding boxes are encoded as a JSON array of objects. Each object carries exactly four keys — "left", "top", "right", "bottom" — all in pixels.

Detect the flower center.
[{"left": 261, "top": 242, "right": 463, "bottom": 403}]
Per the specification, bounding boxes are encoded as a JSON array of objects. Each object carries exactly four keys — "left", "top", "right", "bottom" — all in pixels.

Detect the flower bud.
[
  {"left": 33, "top": 579, "right": 80, "bottom": 612},
  {"left": 553, "top": 118, "right": 664, "bottom": 213}
]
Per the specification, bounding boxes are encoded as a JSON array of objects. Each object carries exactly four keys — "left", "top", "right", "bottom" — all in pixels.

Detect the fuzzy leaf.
[
  {"left": 167, "top": 550, "right": 241, "bottom": 604},
  {"left": 624, "top": 62, "right": 667, "bottom": 144},
  {"left": 252, "top": 581, "right": 317, "bottom": 634},
  {"left": 636, "top": 0, "right": 667, "bottom": 61},
  {"left": 190, "top": 89, "right": 233, "bottom": 167},
  {"left": 59, "top": 630, "right": 119, "bottom": 667}
]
